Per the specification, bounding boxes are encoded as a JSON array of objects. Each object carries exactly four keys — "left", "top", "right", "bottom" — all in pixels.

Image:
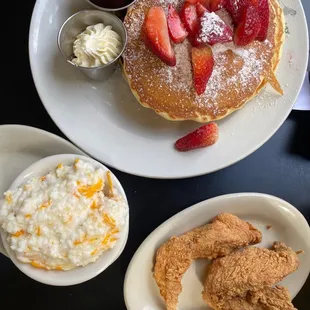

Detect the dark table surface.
[{"left": 0, "top": 1, "right": 309, "bottom": 309}]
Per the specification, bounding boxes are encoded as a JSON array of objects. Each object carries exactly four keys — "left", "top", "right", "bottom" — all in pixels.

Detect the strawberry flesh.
[
  {"left": 192, "top": 46, "right": 214, "bottom": 95},
  {"left": 234, "top": 5, "right": 261, "bottom": 46},
  {"left": 256, "top": 0, "right": 269, "bottom": 41},
  {"left": 143, "top": 7, "right": 176, "bottom": 66},
  {"left": 209, "top": 0, "right": 226, "bottom": 12},
  {"left": 225, "top": 0, "right": 258, "bottom": 24},
  {"left": 168, "top": 5, "right": 188, "bottom": 44},
  {"left": 186, "top": 0, "right": 201, "bottom": 3},
  {"left": 180, "top": 2, "right": 200, "bottom": 43},
  {"left": 175, "top": 123, "right": 219, "bottom": 152},
  {"left": 196, "top": 2, "right": 209, "bottom": 16},
  {"left": 195, "top": 11, "right": 233, "bottom": 46}
]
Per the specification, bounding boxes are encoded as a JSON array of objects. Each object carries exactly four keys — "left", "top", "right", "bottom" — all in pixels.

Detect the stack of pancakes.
[{"left": 123, "top": 0, "right": 285, "bottom": 122}]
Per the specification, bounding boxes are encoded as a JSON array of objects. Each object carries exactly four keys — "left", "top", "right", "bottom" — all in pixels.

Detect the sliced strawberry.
[
  {"left": 186, "top": 0, "right": 201, "bottom": 3},
  {"left": 168, "top": 5, "right": 188, "bottom": 44},
  {"left": 234, "top": 5, "right": 261, "bottom": 46},
  {"left": 225, "top": 0, "right": 258, "bottom": 24},
  {"left": 187, "top": 0, "right": 211, "bottom": 6},
  {"left": 209, "top": 0, "right": 226, "bottom": 12},
  {"left": 175, "top": 123, "right": 219, "bottom": 152},
  {"left": 195, "top": 11, "right": 233, "bottom": 46},
  {"left": 196, "top": 2, "right": 208, "bottom": 16},
  {"left": 256, "top": 0, "right": 269, "bottom": 41},
  {"left": 192, "top": 46, "right": 214, "bottom": 95},
  {"left": 143, "top": 7, "right": 176, "bottom": 66},
  {"left": 180, "top": 2, "right": 200, "bottom": 42}
]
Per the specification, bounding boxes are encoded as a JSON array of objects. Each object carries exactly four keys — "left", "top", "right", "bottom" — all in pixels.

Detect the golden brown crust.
[
  {"left": 153, "top": 213, "right": 262, "bottom": 310},
  {"left": 203, "top": 242, "right": 299, "bottom": 310},
  {"left": 123, "top": 0, "right": 285, "bottom": 122}
]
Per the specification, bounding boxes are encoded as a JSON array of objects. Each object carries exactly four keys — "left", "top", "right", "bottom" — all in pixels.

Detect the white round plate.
[
  {"left": 124, "top": 193, "right": 310, "bottom": 310},
  {"left": 0, "top": 125, "right": 84, "bottom": 257},
  {"left": 29, "top": 0, "right": 308, "bottom": 179}
]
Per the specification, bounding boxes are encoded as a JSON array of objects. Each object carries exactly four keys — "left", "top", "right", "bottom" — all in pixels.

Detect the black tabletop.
[{"left": 1, "top": 1, "right": 309, "bottom": 309}]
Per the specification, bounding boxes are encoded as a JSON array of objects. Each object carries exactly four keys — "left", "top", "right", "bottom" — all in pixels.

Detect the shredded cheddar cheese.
[
  {"left": 39, "top": 200, "right": 52, "bottom": 210},
  {"left": 106, "top": 171, "right": 114, "bottom": 198},
  {"left": 74, "top": 159, "right": 80, "bottom": 169},
  {"left": 74, "top": 234, "right": 87, "bottom": 246},
  {"left": 36, "top": 226, "right": 41, "bottom": 236},
  {"left": 90, "top": 200, "right": 99, "bottom": 210},
  {"left": 103, "top": 213, "right": 116, "bottom": 228},
  {"left": 5, "top": 193, "right": 13, "bottom": 205},
  {"left": 0, "top": 159, "right": 128, "bottom": 271},
  {"left": 31, "top": 262, "right": 47, "bottom": 270},
  {"left": 12, "top": 230, "right": 24, "bottom": 237},
  {"left": 91, "top": 249, "right": 98, "bottom": 256},
  {"left": 78, "top": 179, "right": 103, "bottom": 199}
]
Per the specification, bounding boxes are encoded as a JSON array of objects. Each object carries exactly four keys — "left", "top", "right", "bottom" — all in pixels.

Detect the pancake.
[{"left": 123, "top": 0, "right": 285, "bottom": 122}]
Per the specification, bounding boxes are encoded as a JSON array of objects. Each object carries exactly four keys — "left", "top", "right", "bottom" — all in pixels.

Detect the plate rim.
[
  {"left": 29, "top": 0, "right": 309, "bottom": 179},
  {"left": 123, "top": 192, "right": 310, "bottom": 309},
  {"left": 0, "top": 124, "right": 85, "bottom": 258},
  {"left": 0, "top": 124, "right": 83, "bottom": 153}
]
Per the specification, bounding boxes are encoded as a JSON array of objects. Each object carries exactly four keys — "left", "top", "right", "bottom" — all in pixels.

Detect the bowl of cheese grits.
[{"left": 0, "top": 154, "right": 129, "bottom": 286}]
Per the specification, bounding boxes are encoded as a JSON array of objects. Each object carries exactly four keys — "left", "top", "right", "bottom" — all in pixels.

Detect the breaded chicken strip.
[
  {"left": 203, "top": 242, "right": 299, "bottom": 310},
  {"left": 154, "top": 213, "right": 262, "bottom": 310},
  {"left": 202, "top": 286, "right": 296, "bottom": 310}
]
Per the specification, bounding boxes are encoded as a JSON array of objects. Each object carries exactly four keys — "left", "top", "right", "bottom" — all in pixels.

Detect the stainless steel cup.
[
  {"left": 57, "top": 10, "right": 127, "bottom": 81},
  {"left": 85, "top": 0, "right": 138, "bottom": 12}
]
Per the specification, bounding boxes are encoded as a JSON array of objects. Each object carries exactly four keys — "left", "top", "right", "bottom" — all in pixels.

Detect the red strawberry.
[
  {"left": 143, "top": 7, "right": 176, "bottom": 66},
  {"left": 196, "top": 2, "right": 208, "bottom": 16},
  {"left": 256, "top": 0, "right": 270, "bottom": 41},
  {"left": 195, "top": 11, "right": 233, "bottom": 46},
  {"left": 187, "top": 0, "right": 211, "bottom": 6},
  {"left": 167, "top": 5, "right": 188, "bottom": 44},
  {"left": 225, "top": 0, "right": 258, "bottom": 24},
  {"left": 192, "top": 46, "right": 214, "bottom": 95},
  {"left": 234, "top": 5, "right": 261, "bottom": 46},
  {"left": 180, "top": 2, "right": 200, "bottom": 42},
  {"left": 175, "top": 123, "right": 219, "bottom": 152},
  {"left": 209, "top": 0, "right": 226, "bottom": 12}
]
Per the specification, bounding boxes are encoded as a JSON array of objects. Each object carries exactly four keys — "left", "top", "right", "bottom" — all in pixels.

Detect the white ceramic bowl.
[{"left": 0, "top": 154, "right": 129, "bottom": 286}]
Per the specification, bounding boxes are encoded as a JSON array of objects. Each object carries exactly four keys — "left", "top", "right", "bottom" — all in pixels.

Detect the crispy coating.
[
  {"left": 202, "top": 286, "right": 296, "bottom": 310},
  {"left": 203, "top": 242, "right": 299, "bottom": 310},
  {"left": 153, "top": 213, "right": 262, "bottom": 310}
]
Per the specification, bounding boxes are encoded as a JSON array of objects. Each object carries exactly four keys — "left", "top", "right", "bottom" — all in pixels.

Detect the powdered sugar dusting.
[
  {"left": 197, "top": 12, "right": 226, "bottom": 44},
  {"left": 123, "top": 0, "right": 279, "bottom": 119}
]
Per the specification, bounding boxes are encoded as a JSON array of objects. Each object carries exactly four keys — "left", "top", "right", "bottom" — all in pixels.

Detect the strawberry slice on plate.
[
  {"left": 192, "top": 46, "right": 214, "bottom": 95},
  {"left": 256, "top": 0, "right": 270, "bottom": 41},
  {"left": 143, "top": 7, "right": 176, "bottom": 66},
  {"left": 175, "top": 123, "right": 219, "bottom": 152},
  {"left": 180, "top": 2, "right": 200, "bottom": 42},
  {"left": 225, "top": 0, "right": 258, "bottom": 23},
  {"left": 234, "top": 5, "right": 261, "bottom": 46},
  {"left": 168, "top": 5, "right": 188, "bottom": 44},
  {"left": 196, "top": 2, "right": 208, "bottom": 16},
  {"left": 195, "top": 11, "right": 233, "bottom": 46}
]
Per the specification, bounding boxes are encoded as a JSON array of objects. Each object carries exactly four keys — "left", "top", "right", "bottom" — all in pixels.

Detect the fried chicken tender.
[
  {"left": 203, "top": 242, "right": 299, "bottom": 310},
  {"left": 154, "top": 213, "right": 262, "bottom": 310},
  {"left": 202, "top": 286, "right": 296, "bottom": 310}
]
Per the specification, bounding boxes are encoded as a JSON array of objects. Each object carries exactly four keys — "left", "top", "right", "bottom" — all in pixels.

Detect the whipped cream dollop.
[{"left": 72, "top": 23, "right": 123, "bottom": 68}]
